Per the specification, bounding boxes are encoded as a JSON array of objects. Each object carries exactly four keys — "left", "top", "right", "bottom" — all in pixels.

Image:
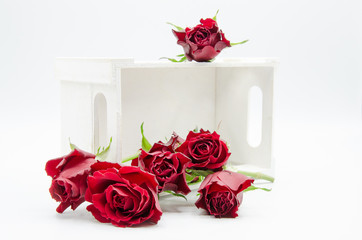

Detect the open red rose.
[
  {"left": 132, "top": 134, "right": 191, "bottom": 195},
  {"left": 172, "top": 18, "right": 231, "bottom": 62},
  {"left": 45, "top": 149, "right": 96, "bottom": 213},
  {"left": 176, "top": 129, "right": 230, "bottom": 171},
  {"left": 85, "top": 164, "right": 162, "bottom": 227},
  {"left": 195, "top": 171, "right": 254, "bottom": 217}
]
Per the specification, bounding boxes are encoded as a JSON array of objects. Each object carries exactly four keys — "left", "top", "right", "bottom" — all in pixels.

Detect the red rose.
[
  {"left": 173, "top": 18, "right": 231, "bottom": 62},
  {"left": 85, "top": 164, "right": 162, "bottom": 227},
  {"left": 45, "top": 149, "right": 96, "bottom": 213},
  {"left": 176, "top": 129, "right": 230, "bottom": 171},
  {"left": 132, "top": 134, "right": 191, "bottom": 195},
  {"left": 195, "top": 171, "right": 254, "bottom": 217}
]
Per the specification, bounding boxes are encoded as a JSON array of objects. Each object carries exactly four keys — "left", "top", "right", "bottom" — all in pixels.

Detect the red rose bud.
[
  {"left": 176, "top": 129, "right": 230, "bottom": 171},
  {"left": 132, "top": 133, "right": 191, "bottom": 195},
  {"left": 85, "top": 166, "right": 162, "bottom": 227},
  {"left": 45, "top": 149, "right": 96, "bottom": 213},
  {"left": 172, "top": 18, "right": 231, "bottom": 62},
  {"left": 195, "top": 171, "right": 254, "bottom": 217}
]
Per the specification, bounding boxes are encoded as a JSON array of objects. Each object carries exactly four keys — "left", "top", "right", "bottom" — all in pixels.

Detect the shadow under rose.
[
  {"left": 158, "top": 193, "right": 199, "bottom": 213},
  {"left": 55, "top": 205, "right": 93, "bottom": 223},
  {"left": 55, "top": 204, "right": 160, "bottom": 228}
]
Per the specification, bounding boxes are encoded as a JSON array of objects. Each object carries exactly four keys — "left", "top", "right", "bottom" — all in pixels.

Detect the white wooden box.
[{"left": 56, "top": 58, "right": 277, "bottom": 175}]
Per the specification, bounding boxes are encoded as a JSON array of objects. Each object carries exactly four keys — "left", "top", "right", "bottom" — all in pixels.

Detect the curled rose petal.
[
  {"left": 45, "top": 149, "right": 96, "bottom": 213},
  {"left": 195, "top": 171, "right": 254, "bottom": 217}
]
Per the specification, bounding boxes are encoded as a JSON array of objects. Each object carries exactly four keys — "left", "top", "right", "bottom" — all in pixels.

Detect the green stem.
[{"left": 237, "top": 170, "right": 274, "bottom": 183}]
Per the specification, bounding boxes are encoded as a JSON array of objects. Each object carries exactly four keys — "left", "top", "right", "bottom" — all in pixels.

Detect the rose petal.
[
  {"left": 172, "top": 29, "right": 186, "bottom": 41},
  {"left": 216, "top": 171, "right": 254, "bottom": 193},
  {"left": 87, "top": 204, "right": 111, "bottom": 223},
  {"left": 91, "top": 161, "right": 122, "bottom": 172},
  {"left": 192, "top": 45, "right": 219, "bottom": 62},
  {"left": 214, "top": 40, "right": 228, "bottom": 52},
  {"left": 200, "top": 18, "right": 218, "bottom": 30},
  {"left": 87, "top": 169, "right": 127, "bottom": 194},
  {"left": 119, "top": 166, "right": 158, "bottom": 191}
]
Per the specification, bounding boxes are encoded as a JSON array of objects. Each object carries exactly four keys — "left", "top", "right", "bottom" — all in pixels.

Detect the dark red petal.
[
  {"left": 192, "top": 46, "right": 219, "bottom": 62},
  {"left": 87, "top": 204, "right": 111, "bottom": 223},
  {"left": 200, "top": 18, "right": 218, "bottom": 29},
  {"left": 57, "top": 157, "right": 95, "bottom": 180},
  {"left": 48, "top": 149, "right": 96, "bottom": 179},
  {"left": 177, "top": 40, "right": 191, "bottom": 56},
  {"left": 87, "top": 169, "right": 125, "bottom": 194},
  {"left": 214, "top": 41, "right": 228, "bottom": 52},
  {"left": 172, "top": 29, "right": 186, "bottom": 41},
  {"left": 92, "top": 192, "right": 107, "bottom": 214},
  {"left": 166, "top": 132, "right": 185, "bottom": 150},
  {"left": 148, "top": 191, "right": 163, "bottom": 224},
  {"left": 198, "top": 173, "right": 214, "bottom": 192},
  {"left": 70, "top": 197, "right": 85, "bottom": 211},
  {"left": 56, "top": 201, "right": 71, "bottom": 213},
  {"left": 216, "top": 171, "right": 254, "bottom": 193},
  {"left": 195, "top": 192, "right": 207, "bottom": 210},
  {"left": 119, "top": 166, "right": 158, "bottom": 190},
  {"left": 45, "top": 158, "right": 63, "bottom": 178},
  {"left": 91, "top": 161, "right": 122, "bottom": 172},
  {"left": 220, "top": 31, "right": 231, "bottom": 47}
]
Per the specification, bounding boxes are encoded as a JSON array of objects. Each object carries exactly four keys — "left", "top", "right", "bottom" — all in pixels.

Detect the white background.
[{"left": 0, "top": 0, "right": 361, "bottom": 239}]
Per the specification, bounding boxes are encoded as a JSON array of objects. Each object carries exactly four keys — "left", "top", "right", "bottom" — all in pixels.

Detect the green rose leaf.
[
  {"left": 160, "top": 56, "right": 187, "bottom": 63},
  {"left": 166, "top": 22, "right": 184, "bottom": 31},
  {"left": 141, "top": 122, "right": 152, "bottom": 152},
  {"left": 95, "top": 137, "right": 112, "bottom": 161},
  {"left": 212, "top": 9, "right": 219, "bottom": 21},
  {"left": 69, "top": 138, "right": 78, "bottom": 151}
]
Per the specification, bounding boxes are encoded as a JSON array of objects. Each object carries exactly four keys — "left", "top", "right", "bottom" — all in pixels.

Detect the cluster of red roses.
[{"left": 45, "top": 129, "right": 254, "bottom": 228}]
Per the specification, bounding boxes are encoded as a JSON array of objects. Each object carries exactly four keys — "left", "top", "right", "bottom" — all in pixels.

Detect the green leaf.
[
  {"left": 160, "top": 57, "right": 178, "bottom": 62},
  {"left": 185, "top": 173, "right": 194, "bottom": 182},
  {"left": 141, "top": 122, "right": 152, "bottom": 152},
  {"left": 188, "top": 177, "right": 203, "bottom": 185},
  {"left": 164, "top": 190, "right": 187, "bottom": 201},
  {"left": 212, "top": 9, "right": 219, "bottom": 21},
  {"left": 121, "top": 149, "right": 141, "bottom": 163},
  {"left": 69, "top": 138, "right": 78, "bottom": 151},
  {"left": 243, "top": 185, "right": 272, "bottom": 193},
  {"left": 160, "top": 56, "right": 187, "bottom": 63},
  {"left": 193, "top": 126, "right": 199, "bottom": 133},
  {"left": 166, "top": 22, "right": 184, "bottom": 31},
  {"left": 230, "top": 40, "right": 249, "bottom": 46},
  {"left": 176, "top": 54, "right": 185, "bottom": 57},
  {"left": 95, "top": 137, "right": 112, "bottom": 161}
]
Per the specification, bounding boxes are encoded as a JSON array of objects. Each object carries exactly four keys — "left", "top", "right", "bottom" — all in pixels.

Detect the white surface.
[
  {"left": 1, "top": 121, "right": 361, "bottom": 239},
  {"left": 0, "top": 0, "right": 361, "bottom": 239},
  {"left": 58, "top": 58, "right": 275, "bottom": 170}
]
